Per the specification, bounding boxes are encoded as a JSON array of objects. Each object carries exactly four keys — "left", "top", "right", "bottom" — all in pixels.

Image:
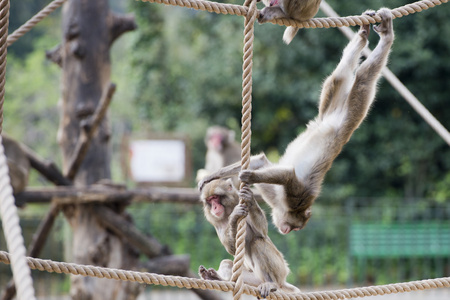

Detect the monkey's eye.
[{"left": 206, "top": 195, "right": 220, "bottom": 203}]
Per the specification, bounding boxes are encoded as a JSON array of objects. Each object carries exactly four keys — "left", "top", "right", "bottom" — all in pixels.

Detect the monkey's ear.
[
  {"left": 225, "top": 178, "right": 234, "bottom": 191},
  {"left": 305, "top": 207, "right": 312, "bottom": 218}
]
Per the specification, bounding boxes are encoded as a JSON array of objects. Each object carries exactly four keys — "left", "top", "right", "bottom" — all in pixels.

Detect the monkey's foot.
[
  {"left": 198, "top": 266, "right": 223, "bottom": 281},
  {"left": 257, "top": 6, "right": 285, "bottom": 24},
  {"left": 258, "top": 282, "right": 278, "bottom": 299},
  {"left": 374, "top": 8, "right": 393, "bottom": 37},
  {"left": 239, "top": 169, "right": 255, "bottom": 184},
  {"left": 360, "top": 9, "right": 376, "bottom": 37}
]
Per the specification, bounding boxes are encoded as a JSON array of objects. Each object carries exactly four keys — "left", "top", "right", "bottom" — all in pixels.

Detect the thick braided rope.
[
  {"left": 0, "top": 1, "right": 36, "bottom": 299},
  {"left": 229, "top": 0, "right": 257, "bottom": 299},
  {"left": 138, "top": 0, "right": 448, "bottom": 28},
  {"left": 0, "top": 138, "right": 36, "bottom": 300},
  {"left": 6, "top": 0, "right": 66, "bottom": 47},
  {"left": 0, "top": 0, "right": 8, "bottom": 132},
  {"left": 1, "top": 251, "right": 450, "bottom": 300}
]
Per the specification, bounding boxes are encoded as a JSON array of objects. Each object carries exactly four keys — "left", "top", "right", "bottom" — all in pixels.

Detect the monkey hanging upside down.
[{"left": 200, "top": 8, "right": 395, "bottom": 235}]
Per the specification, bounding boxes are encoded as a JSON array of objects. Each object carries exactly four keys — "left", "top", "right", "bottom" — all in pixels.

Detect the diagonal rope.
[
  {"left": 230, "top": 0, "right": 257, "bottom": 298},
  {"left": 6, "top": 0, "right": 66, "bottom": 47},
  {"left": 1, "top": 251, "right": 450, "bottom": 300}
]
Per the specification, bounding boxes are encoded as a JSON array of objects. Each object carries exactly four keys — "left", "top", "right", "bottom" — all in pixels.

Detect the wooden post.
[{"left": 57, "top": 0, "right": 138, "bottom": 299}]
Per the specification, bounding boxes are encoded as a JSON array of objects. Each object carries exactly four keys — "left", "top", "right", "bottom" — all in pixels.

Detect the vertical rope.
[
  {"left": 0, "top": 135, "right": 37, "bottom": 300},
  {"left": 0, "top": 0, "right": 9, "bottom": 133},
  {"left": 230, "top": 0, "right": 257, "bottom": 299},
  {"left": 0, "top": 1, "right": 36, "bottom": 299}
]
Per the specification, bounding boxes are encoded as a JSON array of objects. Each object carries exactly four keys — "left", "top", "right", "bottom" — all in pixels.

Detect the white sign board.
[{"left": 129, "top": 140, "right": 186, "bottom": 182}]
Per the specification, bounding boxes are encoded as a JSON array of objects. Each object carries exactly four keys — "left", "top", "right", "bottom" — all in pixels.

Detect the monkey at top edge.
[{"left": 258, "top": 0, "right": 322, "bottom": 44}]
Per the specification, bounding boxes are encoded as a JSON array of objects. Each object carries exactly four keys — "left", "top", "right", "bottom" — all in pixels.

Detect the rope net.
[{"left": 0, "top": 0, "right": 449, "bottom": 300}]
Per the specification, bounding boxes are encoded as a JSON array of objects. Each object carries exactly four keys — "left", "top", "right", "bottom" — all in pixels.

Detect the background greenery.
[
  {"left": 2, "top": 0, "right": 450, "bottom": 294},
  {"left": 7, "top": 0, "right": 450, "bottom": 202}
]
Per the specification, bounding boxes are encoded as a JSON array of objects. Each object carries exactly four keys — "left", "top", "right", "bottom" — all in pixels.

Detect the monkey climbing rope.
[{"left": 0, "top": 0, "right": 450, "bottom": 300}]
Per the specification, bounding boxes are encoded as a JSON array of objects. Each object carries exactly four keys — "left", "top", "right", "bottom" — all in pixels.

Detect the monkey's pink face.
[
  {"left": 206, "top": 195, "right": 225, "bottom": 218},
  {"left": 208, "top": 133, "right": 224, "bottom": 151}
]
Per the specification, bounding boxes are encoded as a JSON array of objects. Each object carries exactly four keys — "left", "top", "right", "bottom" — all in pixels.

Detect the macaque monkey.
[
  {"left": 199, "top": 179, "right": 300, "bottom": 298},
  {"left": 196, "top": 126, "right": 241, "bottom": 183},
  {"left": 258, "top": 0, "right": 322, "bottom": 44},
  {"left": 200, "top": 8, "right": 394, "bottom": 235}
]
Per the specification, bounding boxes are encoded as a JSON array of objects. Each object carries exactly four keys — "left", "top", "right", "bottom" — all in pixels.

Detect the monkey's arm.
[
  {"left": 223, "top": 204, "right": 248, "bottom": 255},
  {"left": 199, "top": 153, "right": 272, "bottom": 191},
  {"left": 239, "top": 186, "right": 269, "bottom": 236}
]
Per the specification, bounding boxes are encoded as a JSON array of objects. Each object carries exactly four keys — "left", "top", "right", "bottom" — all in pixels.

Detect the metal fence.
[{"left": 1, "top": 199, "right": 449, "bottom": 297}]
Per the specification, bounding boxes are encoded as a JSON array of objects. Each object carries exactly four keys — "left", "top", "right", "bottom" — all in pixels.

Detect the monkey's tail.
[{"left": 282, "top": 26, "right": 299, "bottom": 45}]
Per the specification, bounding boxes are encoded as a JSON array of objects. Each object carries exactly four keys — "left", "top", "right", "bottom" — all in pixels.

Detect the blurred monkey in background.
[{"left": 196, "top": 126, "right": 240, "bottom": 184}]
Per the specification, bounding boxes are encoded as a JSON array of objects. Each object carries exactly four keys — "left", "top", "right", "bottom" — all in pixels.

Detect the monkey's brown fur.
[
  {"left": 200, "top": 8, "right": 395, "bottom": 235},
  {"left": 199, "top": 179, "right": 299, "bottom": 298},
  {"left": 258, "top": 0, "right": 322, "bottom": 44}
]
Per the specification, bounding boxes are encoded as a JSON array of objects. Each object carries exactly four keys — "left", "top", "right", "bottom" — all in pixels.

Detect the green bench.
[{"left": 350, "top": 222, "right": 450, "bottom": 258}]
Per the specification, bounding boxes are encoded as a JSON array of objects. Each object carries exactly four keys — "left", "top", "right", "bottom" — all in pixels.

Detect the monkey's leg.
[
  {"left": 344, "top": 8, "right": 394, "bottom": 133},
  {"left": 199, "top": 265, "right": 226, "bottom": 281},
  {"left": 355, "top": 9, "right": 394, "bottom": 81},
  {"left": 318, "top": 23, "right": 369, "bottom": 118},
  {"left": 280, "top": 282, "right": 301, "bottom": 293},
  {"left": 216, "top": 259, "right": 233, "bottom": 281},
  {"left": 239, "top": 186, "right": 269, "bottom": 236}
]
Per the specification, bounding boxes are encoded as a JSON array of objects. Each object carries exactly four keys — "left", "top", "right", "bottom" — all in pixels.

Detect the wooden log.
[
  {"left": 21, "top": 143, "right": 72, "bottom": 187},
  {"left": 140, "top": 255, "right": 190, "bottom": 276},
  {"left": 15, "top": 186, "right": 264, "bottom": 206},
  {"left": 65, "top": 82, "right": 116, "bottom": 181},
  {"left": 92, "top": 206, "right": 171, "bottom": 258},
  {"left": 1, "top": 203, "right": 61, "bottom": 300},
  {"left": 94, "top": 206, "right": 223, "bottom": 300}
]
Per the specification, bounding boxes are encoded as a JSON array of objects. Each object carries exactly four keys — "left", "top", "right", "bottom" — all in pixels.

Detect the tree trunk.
[{"left": 58, "top": 0, "right": 138, "bottom": 299}]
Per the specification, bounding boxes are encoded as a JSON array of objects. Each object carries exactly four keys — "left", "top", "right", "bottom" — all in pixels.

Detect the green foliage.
[
  {"left": 127, "top": 0, "right": 450, "bottom": 202},
  {"left": 7, "top": 0, "right": 450, "bottom": 200},
  {"left": 128, "top": 201, "right": 450, "bottom": 287}
]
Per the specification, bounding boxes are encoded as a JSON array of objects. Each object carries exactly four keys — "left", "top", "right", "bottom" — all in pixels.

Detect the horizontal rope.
[
  {"left": 1, "top": 251, "right": 450, "bottom": 300},
  {"left": 139, "top": 0, "right": 448, "bottom": 28}
]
